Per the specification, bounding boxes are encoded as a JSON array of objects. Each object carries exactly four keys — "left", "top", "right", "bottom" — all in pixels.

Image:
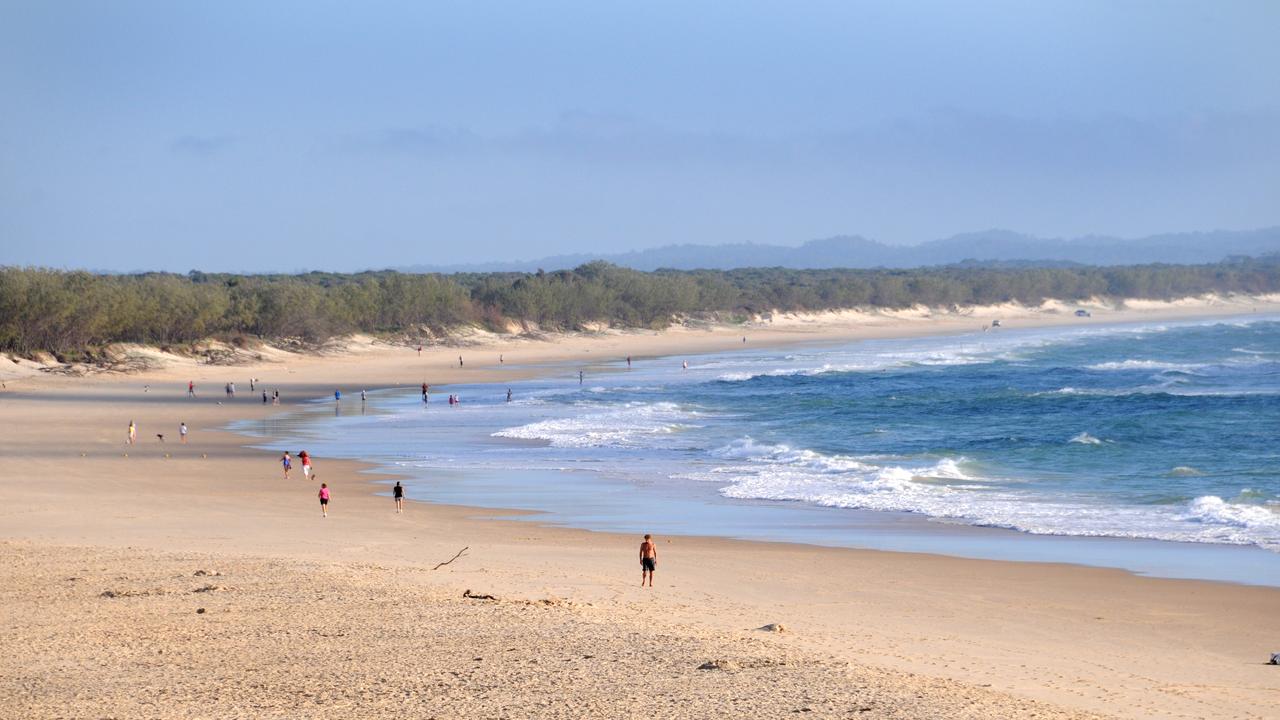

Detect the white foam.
[
  {"left": 705, "top": 439, "right": 1280, "bottom": 550},
  {"left": 715, "top": 362, "right": 885, "bottom": 383},
  {"left": 705, "top": 336, "right": 1052, "bottom": 384},
  {"left": 1182, "top": 496, "right": 1280, "bottom": 534},
  {"left": 1037, "top": 385, "right": 1278, "bottom": 399},
  {"left": 1068, "top": 432, "right": 1105, "bottom": 445},
  {"left": 1086, "top": 359, "right": 1204, "bottom": 372},
  {"left": 711, "top": 437, "right": 880, "bottom": 473},
  {"left": 492, "top": 401, "right": 698, "bottom": 448},
  {"left": 710, "top": 319, "right": 1277, "bottom": 385}
]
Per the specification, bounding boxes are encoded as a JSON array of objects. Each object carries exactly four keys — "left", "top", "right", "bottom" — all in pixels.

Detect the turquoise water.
[{"left": 240, "top": 315, "right": 1280, "bottom": 584}]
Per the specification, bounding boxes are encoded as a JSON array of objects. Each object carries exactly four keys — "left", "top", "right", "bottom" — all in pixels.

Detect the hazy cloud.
[
  {"left": 1, "top": 2, "right": 1276, "bottom": 271},
  {"left": 346, "top": 108, "right": 1280, "bottom": 177},
  {"left": 169, "top": 135, "right": 237, "bottom": 156}
]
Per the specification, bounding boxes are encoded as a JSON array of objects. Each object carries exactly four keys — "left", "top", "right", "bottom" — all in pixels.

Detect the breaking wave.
[
  {"left": 706, "top": 439, "right": 1280, "bottom": 549},
  {"left": 492, "top": 401, "right": 699, "bottom": 448},
  {"left": 1068, "top": 432, "right": 1105, "bottom": 445}
]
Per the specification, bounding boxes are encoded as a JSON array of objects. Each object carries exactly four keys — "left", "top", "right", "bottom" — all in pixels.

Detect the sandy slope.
[{"left": 2, "top": 298, "right": 1279, "bottom": 719}]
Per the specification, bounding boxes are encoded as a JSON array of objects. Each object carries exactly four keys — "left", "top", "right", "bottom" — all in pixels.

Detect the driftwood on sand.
[{"left": 431, "top": 546, "right": 469, "bottom": 571}]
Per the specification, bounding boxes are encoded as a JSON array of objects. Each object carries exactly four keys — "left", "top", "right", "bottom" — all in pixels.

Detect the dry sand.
[
  {"left": 2, "top": 298, "right": 1279, "bottom": 719},
  {"left": 0, "top": 543, "right": 1108, "bottom": 719}
]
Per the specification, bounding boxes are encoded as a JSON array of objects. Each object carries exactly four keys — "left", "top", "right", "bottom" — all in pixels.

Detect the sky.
[{"left": 2, "top": 1, "right": 1278, "bottom": 272}]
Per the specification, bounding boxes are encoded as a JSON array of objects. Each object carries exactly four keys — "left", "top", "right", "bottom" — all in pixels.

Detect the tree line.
[{"left": 1, "top": 259, "right": 1277, "bottom": 357}]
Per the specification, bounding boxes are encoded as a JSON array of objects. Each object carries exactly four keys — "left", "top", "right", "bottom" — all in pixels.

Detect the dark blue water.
[
  {"left": 238, "top": 315, "right": 1280, "bottom": 583},
  {"left": 486, "top": 317, "right": 1280, "bottom": 550}
]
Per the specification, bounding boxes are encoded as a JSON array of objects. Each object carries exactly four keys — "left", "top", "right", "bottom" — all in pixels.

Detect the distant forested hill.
[
  {"left": 401, "top": 227, "right": 1280, "bottom": 272},
  {"left": 3, "top": 258, "right": 1278, "bottom": 356}
]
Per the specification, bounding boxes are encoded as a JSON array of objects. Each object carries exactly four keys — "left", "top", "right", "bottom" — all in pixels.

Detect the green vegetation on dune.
[{"left": 1, "top": 260, "right": 1277, "bottom": 356}]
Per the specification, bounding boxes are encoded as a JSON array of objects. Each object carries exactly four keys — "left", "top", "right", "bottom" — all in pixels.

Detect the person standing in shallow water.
[
  {"left": 639, "top": 534, "right": 657, "bottom": 587},
  {"left": 393, "top": 481, "right": 404, "bottom": 513}
]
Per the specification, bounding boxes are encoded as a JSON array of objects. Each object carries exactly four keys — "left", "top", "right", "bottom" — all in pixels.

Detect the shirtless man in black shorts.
[{"left": 639, "top": 534, "right": 657, "bottom": 587}]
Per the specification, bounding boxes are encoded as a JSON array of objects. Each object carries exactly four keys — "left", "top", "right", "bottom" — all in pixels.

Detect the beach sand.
[{"left": 2, "top": 298, "right": 1278, "bottom": 719}]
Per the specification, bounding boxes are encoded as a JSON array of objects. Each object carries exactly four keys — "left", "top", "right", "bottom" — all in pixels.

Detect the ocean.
[{"left": 240, "top": 315, "right": 1280, "bottom": 585}]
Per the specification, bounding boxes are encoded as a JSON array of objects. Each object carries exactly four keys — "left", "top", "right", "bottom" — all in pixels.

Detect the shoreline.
[
  {"left": 3, "top": 298, "right": 1279, "bottom": 718},
  {"left": 266, "top": 387, "right": 1280, "bottom": 589},
  {"left": 233, "top": 308, "right": 1280, "bottom": 588}
]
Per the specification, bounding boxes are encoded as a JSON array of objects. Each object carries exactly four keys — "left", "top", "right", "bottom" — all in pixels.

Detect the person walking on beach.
[
  {"left": 188, "top": 380, "right": 196, "bottom": 398},
  {"left": 459, "top": 355, "right": 464, "bottom": 367},
  {"left": 318, "top": 482, "right": 329, "bottom": 517},
  {"left": 179, "top": 422, "right": 188, "bottom": 444},
  {"left": 639, "top": 534, "right": 657, "bottom": 587},
  {"left": 393, "top": 481, "right": 404, "bottom": 513},
  {"left": 281, "top": 451, "right": 293, "bottom": 480},
  {"left": 127, "top": 420, "right": 137, "bottom": 445},
  {"left": 299, "top": 450, "right": 312, "bottom": 479},
  {"left": 417, "top": 345, "right": 422, "bottom": 357}
]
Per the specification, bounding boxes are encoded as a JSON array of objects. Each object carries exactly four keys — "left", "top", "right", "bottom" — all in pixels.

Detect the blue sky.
[{"left": 2, "top": 1, "right": 1278, "bottom": 271}]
